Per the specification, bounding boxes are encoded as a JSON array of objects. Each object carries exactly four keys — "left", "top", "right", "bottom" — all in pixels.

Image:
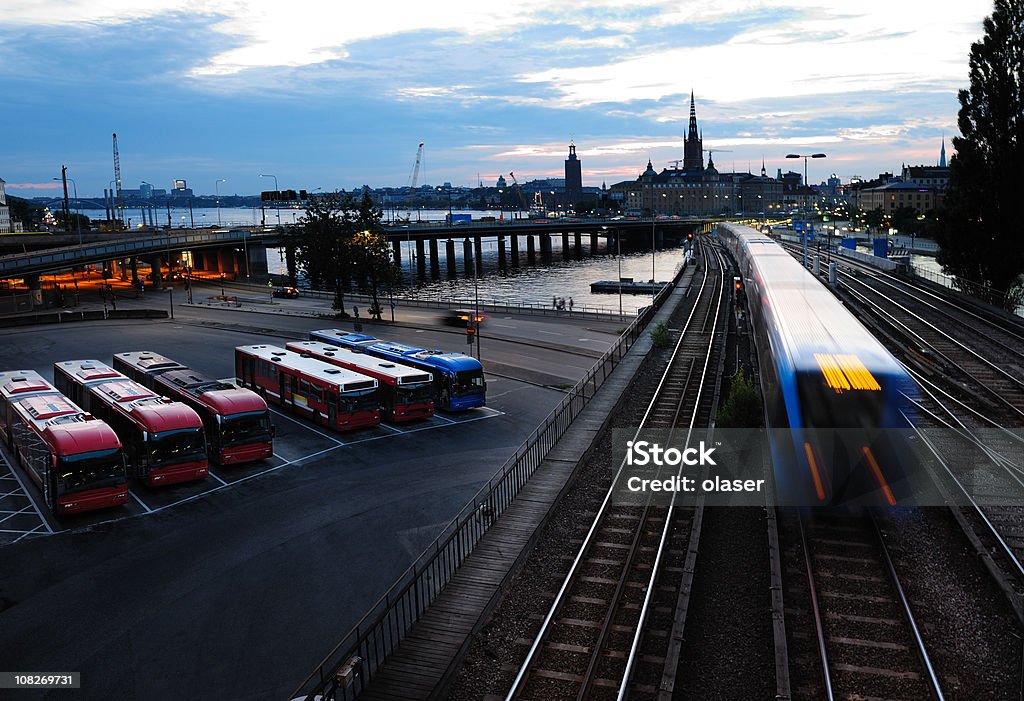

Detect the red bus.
[
  {"left": 0, "top": 370, "right": 128, "bottom": 515},
  {"left": 235, "top": 345, "right": 381, "bottom": 431},
  {"left": 286, "top": 340, "right": 434, "bottom": 422},
  {"left": 54, "top": 360, "right": 209, "bottom": 487},
  {"left": 113, "top": 351, "right": 274, "bottom": 466}
]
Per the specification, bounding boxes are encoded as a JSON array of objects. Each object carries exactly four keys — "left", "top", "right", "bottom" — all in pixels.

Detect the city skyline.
[{"left": 1, "top": 0, "right": 991, "bottom": 196}]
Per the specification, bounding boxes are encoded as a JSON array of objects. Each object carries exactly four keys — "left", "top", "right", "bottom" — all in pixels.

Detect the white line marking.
[
  {"left": 0, "top": 505, "right": 32, "bottom": 525},
  {"left": 0, "top": 452, "right": 53, "bottom": 534},
  {"left": 431, "top": 413, "right": 456, "bottom": 424},
  {"left": 377, "top": 422, "right": 405, "bottom": 434},
  {"left": 11, "top": 524, "right": 45, "bottom": 544},
  {"left": 207, "top": 470, "right": 229, "bottom": 486},
  {"left": 537, "top": 330, "right": 561, "bottom": 336},
  {"left": 268, "top": 407, "right": 345, "bottom": 445},
  {"left": 129, "top": 491, "right": 154, "bottom": 513}
]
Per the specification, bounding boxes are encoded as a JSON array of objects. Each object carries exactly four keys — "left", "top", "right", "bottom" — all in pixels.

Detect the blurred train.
[{"left": 719, "top": 223, "right": 920, "bottom": 506}]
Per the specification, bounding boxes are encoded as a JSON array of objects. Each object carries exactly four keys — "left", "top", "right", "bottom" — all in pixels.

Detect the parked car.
[{"left": 273, "top": 286, "right": 301, "bottom": 299}]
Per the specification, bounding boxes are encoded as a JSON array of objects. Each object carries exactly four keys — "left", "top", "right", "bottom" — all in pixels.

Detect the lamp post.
[
  {"left": 109, "top": 179, "right": 119, "bottom": 228},
  {"left": 259, "top": 174, "right": 281, "bottom": 227},
  {"left": 53, "top": 176, "right": 81, "bottom": 246},
  {"left": 215, "top": 178, "right": 226, "bottom": 226},
  {"left": 785, "top": 153, "right": 826, "bottom": 218}
]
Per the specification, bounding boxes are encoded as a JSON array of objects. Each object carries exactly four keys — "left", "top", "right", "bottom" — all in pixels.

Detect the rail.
[{"left": 289, "top": 254, "right": 690, "bottom": 701}]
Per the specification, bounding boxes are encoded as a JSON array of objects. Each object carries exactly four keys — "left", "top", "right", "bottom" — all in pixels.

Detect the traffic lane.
[{"left": 0, "top": 381, "right": 555, "bottom": 701}]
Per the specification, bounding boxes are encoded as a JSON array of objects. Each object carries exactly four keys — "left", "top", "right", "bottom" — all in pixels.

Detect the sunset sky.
[{"left": 1, "top": 0, "right": 992, "bottom": 197}]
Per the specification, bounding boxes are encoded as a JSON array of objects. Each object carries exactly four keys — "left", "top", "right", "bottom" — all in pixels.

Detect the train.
[{"left": 719, "top": 223, "right": 920, "bottom": 506}]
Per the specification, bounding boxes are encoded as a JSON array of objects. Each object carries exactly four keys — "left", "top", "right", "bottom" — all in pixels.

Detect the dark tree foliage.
[
  {"left": 935, "top": 0, "right": 1024, "bottom": 309},
  {"left": 294, "top": 191, "right": 394, "bottom": 316},
  {"left": 717, "top": 369, "right": 762, "bottom": 428},
  {"left": 295, "top": 192, "right": 353, "bottom": 315}
]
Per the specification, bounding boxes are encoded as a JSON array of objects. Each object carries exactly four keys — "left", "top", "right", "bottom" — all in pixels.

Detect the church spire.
[
  {"left": 939, "top": 133, "right": 947, "bottom": 167},
  {"left": 761, "top": 157, "right": 767, "bottom": 177},
  {"left": 683, "top": 91, "right": 704, "bottom": 172}
]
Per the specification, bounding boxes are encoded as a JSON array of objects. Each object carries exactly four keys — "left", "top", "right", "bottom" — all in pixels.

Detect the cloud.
[{"left": 5, "top": 182, "right": 63, "bottom": 190}]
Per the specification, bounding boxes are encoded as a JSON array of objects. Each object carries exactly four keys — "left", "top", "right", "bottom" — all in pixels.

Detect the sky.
[{"left": 0, "top": 0, "right": 994, "bottom": 199}]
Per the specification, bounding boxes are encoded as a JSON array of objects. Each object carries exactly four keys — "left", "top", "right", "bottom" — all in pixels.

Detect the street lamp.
[
  {"left": 215, "top": 178, "right": 227, "bottom": 226},
  {"left": 259, "top": 174, "right": 281, "bottom": 227},
  {"left": 53, "top": 176, "right": 81, "bottom": 246},
  {"left": 785, "top": 153, "right": 826, "bottom": 216}
]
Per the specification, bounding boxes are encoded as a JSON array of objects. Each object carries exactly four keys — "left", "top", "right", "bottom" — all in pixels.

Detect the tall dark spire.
[
  {"left": 683, "top": 90, "right": 704, "bottom": 172},
  {"left": 939, "top": 134, "right": 947, "bottom": 167}
]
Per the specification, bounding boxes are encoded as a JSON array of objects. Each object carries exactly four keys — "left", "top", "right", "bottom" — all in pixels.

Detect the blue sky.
[{"left": 0, "top": 0, "right": 992, "bottom": 198}]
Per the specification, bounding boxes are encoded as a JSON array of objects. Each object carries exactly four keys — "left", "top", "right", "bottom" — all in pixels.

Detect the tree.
[
  {"left": 717, "top": 369, "right": 762, "bottom": 428},
  {"left": 295, "top": 193, "right": 353, "bottom": 316},
  {"left": 935, "top": 0, "right": 1024, "bottom": 310},
  {"left": 349, "top": 192, "right": 397, "bottom": 319}
]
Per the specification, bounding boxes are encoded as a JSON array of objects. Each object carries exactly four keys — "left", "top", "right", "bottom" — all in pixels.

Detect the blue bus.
[{"left": 309, "top": 330, "right": 486, "bottom": 411}]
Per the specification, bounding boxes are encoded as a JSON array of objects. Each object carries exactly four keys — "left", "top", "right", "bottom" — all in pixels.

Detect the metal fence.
[{"left": 289, "top": 260, "right": 686, "bottom": 701}]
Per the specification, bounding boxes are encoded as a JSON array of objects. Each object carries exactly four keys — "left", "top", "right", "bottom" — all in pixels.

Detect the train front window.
[
  {"left": 796, "top": 372, "right": 884, "bottom": 428},
  {"left": 57, "top": 448, "right": 126, "bottom": 495},
  {"left": 149, "top": 428, "right": 207, "bottom": 465},
  {"left": 454, "top": 370, "right": 485, "bottom": 395},
  {"left": 221, "top": 411, "right": 272, "bottom": 446}
]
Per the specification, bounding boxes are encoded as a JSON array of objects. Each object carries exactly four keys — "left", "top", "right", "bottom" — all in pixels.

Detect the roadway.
[{"left": 0, "top": 302, "right": 619, "bottom": 700}]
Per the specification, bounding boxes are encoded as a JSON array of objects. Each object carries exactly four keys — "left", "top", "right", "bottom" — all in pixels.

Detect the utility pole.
[{"left": 60, "top": 166, "right": 71, "bottom": 233}]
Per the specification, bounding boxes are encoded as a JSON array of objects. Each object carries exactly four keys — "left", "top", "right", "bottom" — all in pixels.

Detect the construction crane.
[
  {"left": 703, "top": 148, "right": 732, "bottom": 160},
  {"left": 408, "top": 142, "right": 424, "bottom": 198},
  {"left": 112, "top": 132, "right": 124, "bottom": 229},
  {"left": 508, "top": 172, "right": 529, "bottom": 213},
  {"left": 667, "top": 159, "right": 683, "bottom": 169}
]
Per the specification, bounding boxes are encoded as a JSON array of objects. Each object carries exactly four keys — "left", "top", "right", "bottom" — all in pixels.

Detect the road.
[{"left": 0, "top": 305, "right": 619, "bottom": 700}]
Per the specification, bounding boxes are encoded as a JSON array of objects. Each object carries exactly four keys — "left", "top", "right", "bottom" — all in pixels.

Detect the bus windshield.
[
  {"left": 56, "top": 448, "right": 126, "bottom": 495},
  {"left": 454, "top": 370, "right": 485, "bottom": 396},
  {"left": 149, "top": 427, "right": 207, "bottom": 465},
  {"left": 339, "top": 388, "right": 379, "bottom": 414},
  {"left": 221, "top": 410, "right": 273, "bottom": 446},
  {"left": 396, "top": 383, "right": 434, "bottom": 405}
]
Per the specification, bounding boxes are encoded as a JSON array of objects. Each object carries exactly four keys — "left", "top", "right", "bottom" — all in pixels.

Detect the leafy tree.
[
  {"left": 350, "top": 192, "right": 397, "bottom": 319},
  {"left": 935, "top": 0, "right": 1024, "bottom": 309},
  {"left": 717, "top": 369, "right": 762, "bottom": 428},
  {"left": 295, "top": 193, "right": 353, "bottom": 316}
]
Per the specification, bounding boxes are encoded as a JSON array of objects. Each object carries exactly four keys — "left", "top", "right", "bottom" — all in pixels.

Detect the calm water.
[{"left": 81, "top": 206, "right": 676, "bottom": 313}]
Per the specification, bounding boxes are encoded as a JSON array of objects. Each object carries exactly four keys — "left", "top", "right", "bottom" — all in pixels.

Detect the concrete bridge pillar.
[
  {"left": 497, "top": 235, "right": 506, "bottom": 271},
  {"left": 539, "top": 234, "right": 552, "bottom": 263},
  {"left": 474, "top": 237, "right": 483, "bottom": 276},
  {"left": 526, "top": 235, "right": 536, "bottom": 265},
  {"left": 463, "top": 238, "right": 474, "bottom": 277},
  {"left": 415, "top": 239, "right": 426, "bottom": 279},
  {"left": 285, "top": 245, "right": 298, "bottom": 286},
  {"left": 248, "top": 244, "right": 269, "bottom": 278},
  {"left": 217, "top": 247, "right": 236, "bottom": 276},
  {"left": 573, "top": 232, "right": 582, "bottom": 260},
  {"left": 561, "top": 232, "right": 570, "bottom": 260},
  {"left": 119, "top": 258, "right": 130, "bottom": 281},
  {"left": 130, "top": 257, "right": 139, "bottom": 283},
  {"left": 150, "top": 255, "right": 163, "bottom": 290},
  {"left": 590, "top": 232, "right": 599, "bottom": 254},
  {"left": 428, "top": 238, "right": 440, "bottom": 280},
  {"left": 26, "top": 274, "right": 42, "bottom": 308},
  {"left": 509, "top": 234, "right": 519, "bottom": 267},
  {"left": 656, "top": 229, "right": 664, "bottom": 248},
  {"left": 445, "top": 239, "right": 456, "bottom": 278},
  {"left": 392, "top": 240, "right": 402, "bottom": 266}
]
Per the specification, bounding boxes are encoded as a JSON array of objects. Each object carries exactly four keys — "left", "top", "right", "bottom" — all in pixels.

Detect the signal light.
[
  {"left": 687, "top": 232, "right": 693, "bottom": 239},
  {"left": 466, "top": 326, "right": 476, "bottom": 344}
]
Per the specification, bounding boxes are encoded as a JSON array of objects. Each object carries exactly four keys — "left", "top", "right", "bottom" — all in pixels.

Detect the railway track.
[
  {"left": 784, "top": 509, "right": 945, "bottom": 700},
  {"left": 503, "top": 239, "right": 728, "bottom": 701}
]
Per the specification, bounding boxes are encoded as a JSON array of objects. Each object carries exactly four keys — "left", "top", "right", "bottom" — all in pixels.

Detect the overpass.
[{"left": 0, "top": 216, "right": 712, "bottom": 290}]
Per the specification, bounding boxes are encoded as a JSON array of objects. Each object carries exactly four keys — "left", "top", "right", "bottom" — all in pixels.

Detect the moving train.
[{"left": 719, "top": 223, "right": 920, "bottom": 506}]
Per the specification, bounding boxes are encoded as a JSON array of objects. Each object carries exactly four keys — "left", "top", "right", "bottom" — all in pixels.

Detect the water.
[{"left": 76, "top": 206, "right": 683, "bottom": 314}]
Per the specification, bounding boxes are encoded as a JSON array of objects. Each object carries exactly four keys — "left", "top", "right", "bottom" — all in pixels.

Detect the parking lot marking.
[
  {"left": 1, "top": 451, "right": 52, "bottom": 535},
  {"left": 377, "top": 422, "right": 405, "bottom": 434},
  {"left": 208, "top": 471, "right": 229, "bottom": 486},
  {"left": 268, "top": 407, "right": 346, "bottom": 445},
  {"left": 129, "top": 491, "right": 154, "bottom": 513},
  {"left": 0, "top": 505, "right": 34, "bottom": 525}
]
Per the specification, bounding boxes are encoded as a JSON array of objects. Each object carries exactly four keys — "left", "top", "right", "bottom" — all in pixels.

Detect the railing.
[{"left": 289, "top": 258, "right": 687, "bottom": 701}]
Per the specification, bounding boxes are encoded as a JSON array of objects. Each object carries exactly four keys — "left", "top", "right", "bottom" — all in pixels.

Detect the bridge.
[{"left": 0, "top": 217, "right": 710, "bottom": 298}]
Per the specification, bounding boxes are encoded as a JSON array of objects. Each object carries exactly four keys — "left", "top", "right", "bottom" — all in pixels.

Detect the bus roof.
[
  {"left": 113, "top": 351, "right": 188, "bottom": 375},
  {"left": 54, "top": 359, "right": 124, "bottom": 384},
  {"left": 154, "top": 369, "right": 268, "bottom": 416},
  {"left": 91, "top": 380, "right": 204, "bottom": 432},
  {"left": 310, "top": 330, "right": 482, "bottom": 374},
  {"left": 286, "top": 341, "right": 432, "bottom": 385},
  {"left": 237, "top": 345, "right": 378, "bottom": 393},
  {"left": 0, "top": 370, "right": 53, "bottom": 399}
]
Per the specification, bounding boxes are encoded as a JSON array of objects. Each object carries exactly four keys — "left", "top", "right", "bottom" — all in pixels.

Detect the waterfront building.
[{"left": 0, "top": 178, "right": 10, "bottom": 233}]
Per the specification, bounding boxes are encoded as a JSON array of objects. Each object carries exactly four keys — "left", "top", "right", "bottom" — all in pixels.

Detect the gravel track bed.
[
  {"left": 878, "top": 507, "right": 1022, "bottom": 699},
  {"left": 446, "top": 300, "right": 689, "bottom": 700}
]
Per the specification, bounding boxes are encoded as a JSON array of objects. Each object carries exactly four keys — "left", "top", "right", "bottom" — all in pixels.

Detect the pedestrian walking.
[
  {"left": 552, "top": 295, "right": 557, "bottom": 309},
  {"left": 353, "top": 305, "right": 360, "bottom": 318},
  {"left": 568, "top": 297, "right": 574, "bottom": 311}
]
